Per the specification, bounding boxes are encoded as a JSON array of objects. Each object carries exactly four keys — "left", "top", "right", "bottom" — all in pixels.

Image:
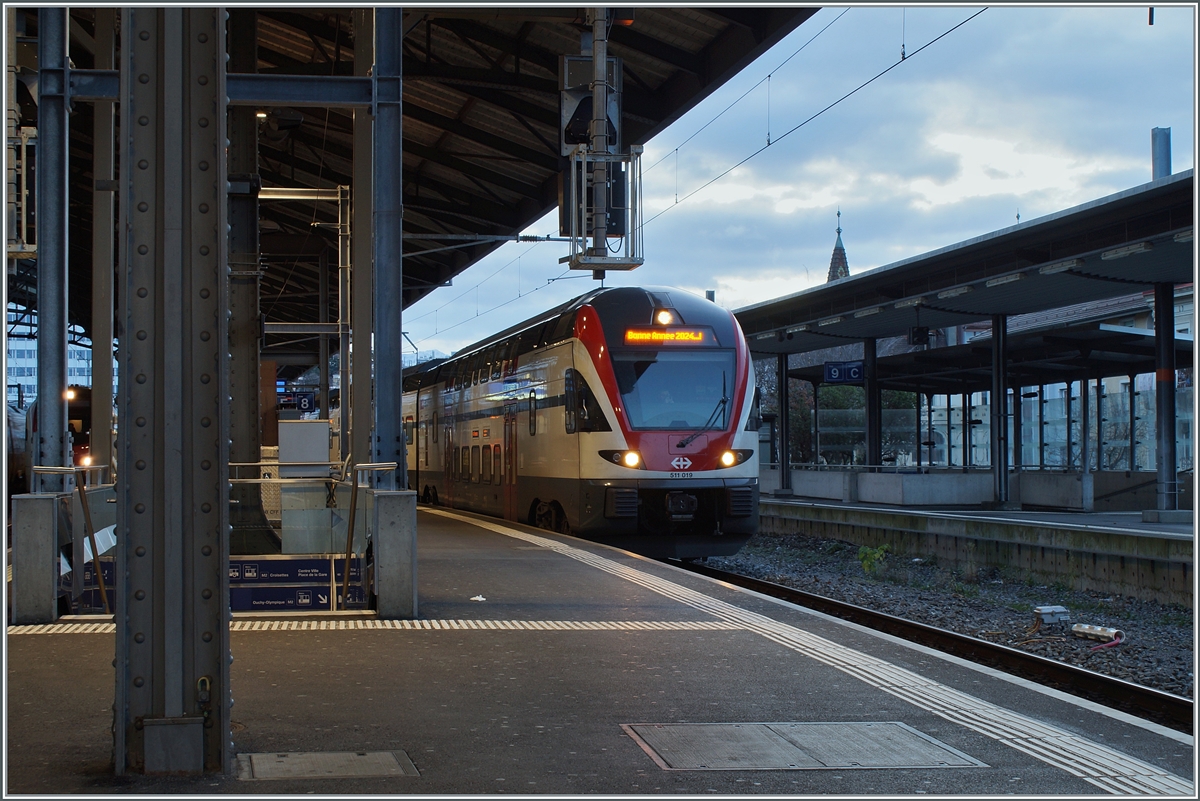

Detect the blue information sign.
[
  {"left": 824, "top": 360, "right": 864, "bottom": 384},
  {"left": 229, "top": 557, "right": 331, "bottom": 584}
]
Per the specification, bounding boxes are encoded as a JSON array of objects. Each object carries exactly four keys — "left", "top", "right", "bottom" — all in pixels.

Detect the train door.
[{"left": 503, "top": 403, "right": 518, "bottom": 520}]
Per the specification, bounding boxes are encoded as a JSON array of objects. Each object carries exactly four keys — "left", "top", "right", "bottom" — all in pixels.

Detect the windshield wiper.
[{"left": 677, "top": 372, "right": 726, "bottom": 448}]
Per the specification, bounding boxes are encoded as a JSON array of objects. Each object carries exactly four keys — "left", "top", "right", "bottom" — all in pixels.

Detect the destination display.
[{"left": 624, "top": 327, "right": 712, "bottom": 346}]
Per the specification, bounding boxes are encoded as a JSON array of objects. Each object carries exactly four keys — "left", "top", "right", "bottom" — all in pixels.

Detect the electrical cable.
[
  {"left": 642, "top": 7, "right": 987, "bottom": 229},
  {"left": 644, "top": 7, "right": 851, "bottom": 176}
]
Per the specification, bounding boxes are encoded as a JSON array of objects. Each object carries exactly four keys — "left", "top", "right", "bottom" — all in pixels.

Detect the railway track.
[{"left": 669, "top": 559, "right": 1193, "bottom": 735}]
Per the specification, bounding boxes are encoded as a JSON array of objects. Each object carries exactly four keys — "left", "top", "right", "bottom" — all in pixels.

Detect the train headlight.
[
  {"left": 599, "top": 450, "right": 643, "bottom": 469},
  {"left": 80, "top": 455, "right": 93, "bottom": 466},
  {"left": 719, "top": 450, "right": 754, "bottom": 467},
  {"left": 655, "top": 309, "right": 674, "bottom": 325}
]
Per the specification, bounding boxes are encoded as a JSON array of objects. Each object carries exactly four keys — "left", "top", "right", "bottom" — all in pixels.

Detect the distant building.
[{"left": 5, "top": 306, "right": 99, "bottom": 408}]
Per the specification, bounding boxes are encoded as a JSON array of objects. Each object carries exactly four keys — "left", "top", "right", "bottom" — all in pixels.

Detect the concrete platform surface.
[{"left": 5, "top": 507, "right": 1194, "bottom": 795}]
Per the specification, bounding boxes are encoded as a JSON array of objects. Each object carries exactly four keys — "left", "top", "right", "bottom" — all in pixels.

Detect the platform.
[{"left": 5, "top": 507, "right": 1193, "bottom": 794}]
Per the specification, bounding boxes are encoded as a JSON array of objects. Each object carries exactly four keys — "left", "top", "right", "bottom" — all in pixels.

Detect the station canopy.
[
  {"left": 737, "top": 171, "right": 1194, "bottom": 357},
  {"left": 8, "top": 6, "right": 819, "bottom": 344}
]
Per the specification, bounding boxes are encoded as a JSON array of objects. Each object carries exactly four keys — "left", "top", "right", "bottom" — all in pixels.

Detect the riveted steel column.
[
  {"left": 1128, "top": 375, "right": 1137, "bottom": 471},
  {"left": 227, "top": 8, "right": 261, "bottom": 520},
  {"left": 35, "top": 8, "right": 69, "bottom": 493},
  {"left": 774, "top": 353, "right": 791, "bottom": 495},
  {"left": 1154, "top": 283, "right": 1178, "bottom": 509},
  {"left": 1011, "top": 387, "right": 1022, "bottom": 471},
  {"left": 319, "top": 249, "right": 330, "bottom": 418},
  {"left": 373, "top": 7, "right": 404, "bottom": 482},
  {"left": 115, "top": 8, "right": 230, "bottom": 774},
  {"left": 90, "top": 8, "right": 116, "bottom": 473},
  {"left": 351, "top": 9, "right": 373, "bottom": 468},
  {"left": 990, "top": 314, "right": 1008, "bottom": 503},
  {"left": 863, "top": 338, "right": 881, "bottom": 469}
]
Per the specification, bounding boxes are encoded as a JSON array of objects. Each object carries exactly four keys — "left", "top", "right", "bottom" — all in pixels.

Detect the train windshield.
[{"left": 612, "top": 349, "right": 734, "bottom": 430}]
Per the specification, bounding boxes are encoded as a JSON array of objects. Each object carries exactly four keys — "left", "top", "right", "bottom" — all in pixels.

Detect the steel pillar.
[
  {"left": 990, "top": 314, "right": 1008, "bottom": 503},
  {"left": 963, "top": 391, "right": 971, "bottom": 470},
  {"left": 1037, "top": 384, "right": 1045, "bottom": 468},
  {"left": 227, "top": 8, "right": 262, "bottom": 521},
  {"left": 1096, "top": 379, "right": 1105, "bottom": 471},
  {"left": 351, "top": 9, "right": 373, "bottom": 468},
  {"left": 946, "top": 394, "right": 954, "bottom": 468},
  {"left": 1154, "top": 283, "right": 1178, "bottom": 509},
  {"left": 1065, "top": 381, "right": 1074, "bottom": 468},
  {"left": 589, "top": 7, "right": 608, "bottom": 257},
  {"left": 1128, "top": 375, "right": 1137, "bottom": 471},
  {"left": 864, "top": 338, "right": 881, "bottom": 468},
  {"left": 1011, "top": 387, "right": 1022, "bottom": 471},
  {"left": 1081, "top": 377, "right": 1091, "bottom": 475},
  {"left": 319, "top": 249, "right": 330, "bottom": 420},
  {"left": 775, "top": 353, "right": 791, "bottom": 495},
  {"left": 35, "top": 8, "right": 69, "bottom": 493},
  {"left": 812, "top": 381, "right": 820, "bottom": 466},
  {"left": 90, "top": 9, "right": 116, "bottom": 473},
  {"left": 373, "top": 8, "right": 405, "bottom": 481},
  {"left": 115, "top": 8, "right": 230, "bottom": 774}
]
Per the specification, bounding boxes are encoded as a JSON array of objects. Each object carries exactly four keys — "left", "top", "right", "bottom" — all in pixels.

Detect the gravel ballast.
[{"left": 708, "top": 531, "right": 1194, "bottom": 700}]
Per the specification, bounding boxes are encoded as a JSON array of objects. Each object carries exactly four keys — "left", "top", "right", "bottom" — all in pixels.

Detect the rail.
[{"left": 669, "top": 560, "right": 1193, "bottom": 734}]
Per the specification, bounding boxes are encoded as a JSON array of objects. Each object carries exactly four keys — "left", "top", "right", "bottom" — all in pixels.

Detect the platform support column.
[
  {"left": 35, "top": 8, "right": 69, "bottom": 493},
  {"left": 1128, "top": 374, "right": 1137, "bottom": 471},
  {"left": 1037, "top": 384, "right": 1046, "bottom": 468},
  {"left": 319, "top": 249, "right": 331, "bottom": 420},
  {"left": 90, "top": 8, "right": 116, "bottom": 473},
  {"left": 775, "top": 353, "right": 791, "bottom": 495},
  {"left": 351, "top": 9, "right": 373, "bottom": 469},
  {"left": 1154, "top": 283, "right": 1178, "bottom": 509},
  {"left": 1096, "top": 379, "right": 1105, "bottom": 471},
  {"left": 373, "top": 7, "right": 405, "bottom": 484},
  {"left": 1081, "top": 378, "right": 1091, "bottom": 472},
  {"left": 1011, "top": 386, "right": 1022, "bottom": 472},
  {"left": 990, "top": 314, "right": 1009, "bottom": 503},
  {"left": 115, "top": 8, "right": 230, "bottom": 774},
  {"left": 227, "top": 8, "right": 262, "bottom": 521},
  {"left": 963, "top": 391, "right": 971, "bottom": 470},
  {"left": 946, "top": 394, "right": 954, "bottom": 468},
  {"left": 811, "top": 380, "right": 820, "bottom": 467},
  {"left": 863, "top": 338, "right": 881, "bottom": 469}
]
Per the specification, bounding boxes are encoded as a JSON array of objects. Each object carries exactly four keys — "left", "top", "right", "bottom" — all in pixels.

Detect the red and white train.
[{"left": 402, "top": 286, "right": 759, "bottom": 558}]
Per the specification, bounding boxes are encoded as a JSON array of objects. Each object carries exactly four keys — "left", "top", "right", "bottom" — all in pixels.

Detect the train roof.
[{"left": 408, "top": 286, "right": 739, "bottom": 383}]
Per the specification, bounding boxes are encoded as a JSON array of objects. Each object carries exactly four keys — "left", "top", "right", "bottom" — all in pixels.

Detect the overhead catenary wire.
[
  {"left": 641, "top": 7, "right": 988, "bottom": 230},
  {"left": 644, "top": 7, "right": 851, "bottom": 177}
]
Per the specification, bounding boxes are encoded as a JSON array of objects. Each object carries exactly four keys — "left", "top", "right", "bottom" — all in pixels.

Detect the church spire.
[{"left": 827, "top": 208, "right": 849, "bottom": 282}]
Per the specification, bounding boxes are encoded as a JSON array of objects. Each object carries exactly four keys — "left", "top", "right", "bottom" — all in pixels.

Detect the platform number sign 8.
[{"left": 296, "top": 392, "right": 316, "bottom": 413}]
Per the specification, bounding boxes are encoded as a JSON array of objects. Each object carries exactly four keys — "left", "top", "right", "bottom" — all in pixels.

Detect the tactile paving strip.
[{"left": 7, "top": 619, "right": 743, "bottom": 635}]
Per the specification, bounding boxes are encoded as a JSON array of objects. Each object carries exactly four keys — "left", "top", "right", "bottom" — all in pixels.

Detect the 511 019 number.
[{"left": 669, "top": 472, "right": 693, "bottom": 479}]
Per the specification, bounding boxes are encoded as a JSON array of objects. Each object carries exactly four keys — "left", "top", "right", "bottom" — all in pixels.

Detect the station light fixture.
[
  {"left": 985, "top": 273, "right": 1024, "bottom": 288},
  {"left": 817, "top": 316, "right": 844, "bottom": 326},
  {"left": 1174, "top": 227, "right": 1193, "bottom": 243},
  {"left": 1038, "top": 258, "right": 1083, "bottom": 275},
  {"left": 755, "top": 331, "right": 775, "bottom": 341},
  {"left": 785, "top": 325, "right": 808, "bottom": 334},
  {"left": 937, "top": 286, "right": 972, "bottom": 299},
  {"left": 853, "top": 307, "right": 880, "bottom": 318},
  {"left": 1101, "top": 242, "right": 1152, "bottom": 260},
  {"left": 894, "top": 297, "right": 923, "bottom": 308}
]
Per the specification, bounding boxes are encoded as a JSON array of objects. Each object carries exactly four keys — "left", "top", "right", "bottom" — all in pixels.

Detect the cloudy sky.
[{"left": 403, "top": 4, "right": 1195, "bottom": 359}]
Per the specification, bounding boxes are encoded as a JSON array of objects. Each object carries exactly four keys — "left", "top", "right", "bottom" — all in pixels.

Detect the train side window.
[
  {"left": 471, "top": 445, "right": 481, "bottom": 482},
  {"left": 575, "top": 372, "right": 612, "bottom": 432},
  {"left": 491, "top": 360, "right": 501, "bottom": 381},
  {"left": 564, "top": 369, "right": 578, "bottom": 434},
  {"left": 480, "top": 445, "right": 491, "bottom": 483},
  {"left": 528, "top": 390, "right": 537, "bottom": 436},
  {"left": 461, "top": 446, "right": 470, "bottom": 481},
  {"left": 432, "top": 411, "right": 438, "bottom": 443},
  {"left": 493, "top": 445, "right": 502, "bottom": 484},
  {"left": 404, "top": 415, "right": 415, "bottom": 445}
]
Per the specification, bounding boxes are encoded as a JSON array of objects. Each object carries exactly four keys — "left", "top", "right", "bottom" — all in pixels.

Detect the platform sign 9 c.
[{"left": 624, "top": 327, "right": 709, "bottom": 346}]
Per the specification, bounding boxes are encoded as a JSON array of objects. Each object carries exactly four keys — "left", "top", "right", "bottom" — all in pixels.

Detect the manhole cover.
[
  {"left": 237, "top": 751, "right": 419, "bottom": 780},
  {"left": 622, "top": 722, "right": 986, "bottom": 771}
]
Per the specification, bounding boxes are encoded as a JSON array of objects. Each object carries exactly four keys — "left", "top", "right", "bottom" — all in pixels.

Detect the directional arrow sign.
[{"left": 671, "top": 456, "right": 692, "bottom": 470}]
